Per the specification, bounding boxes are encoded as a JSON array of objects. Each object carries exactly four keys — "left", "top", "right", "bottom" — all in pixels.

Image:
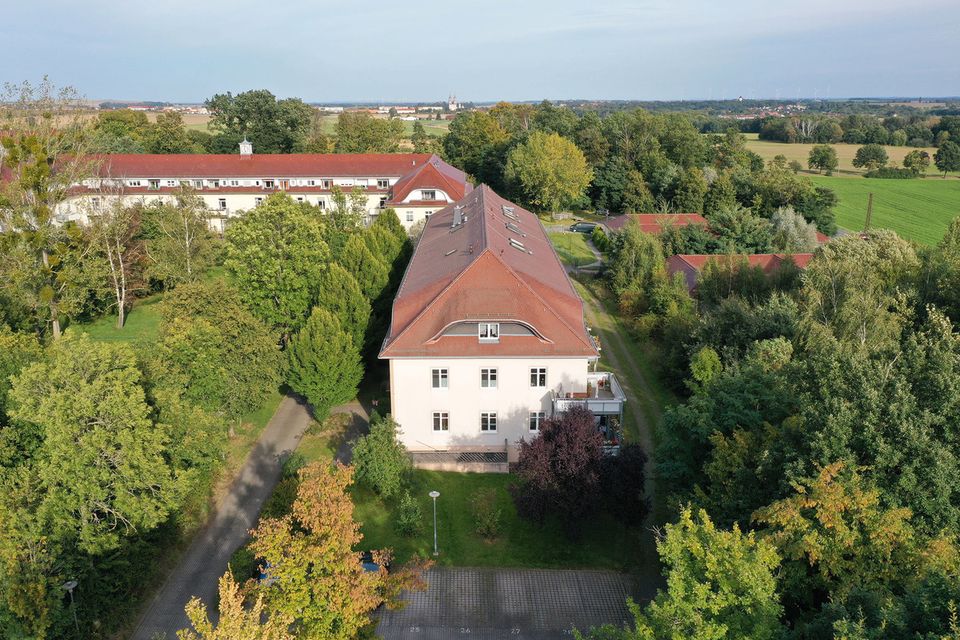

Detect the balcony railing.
[{"left": 551, "top": 371, "right": 626, "bottom": 417}]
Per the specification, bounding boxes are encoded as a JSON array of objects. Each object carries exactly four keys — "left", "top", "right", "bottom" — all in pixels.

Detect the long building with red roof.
[
  {"left": 55, "top": 141, "right": 470, "bottom": 232},
  {"left": 380, "top": 186, "right": 625, "bottom": 469},
  {"left": 601, "top": 213, "right": 708, "bottom": 234}
]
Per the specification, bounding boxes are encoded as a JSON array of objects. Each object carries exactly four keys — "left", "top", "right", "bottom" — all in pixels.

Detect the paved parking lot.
[{"left": 377, "top": 567, "right": 639, "bottom": 640}]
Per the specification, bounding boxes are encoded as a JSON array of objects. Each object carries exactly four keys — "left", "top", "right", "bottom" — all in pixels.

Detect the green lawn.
[
  {"left": 809, "top": 175, "right": 960, "bottom": 245},
  {"left": 76, "top": 293, "right": 165, "bottom": 343},
  {"left": 316, "top": 114, "right": 451, "bottom": 137},
  {"left": 548, "top": 231, "right": 597, "bottom": 267},
  {"left": 291, "top": 415, "right": 649, "bottom": 571},
  {"left": 352, "top": 471, "right": 647, "bottom": 571}
]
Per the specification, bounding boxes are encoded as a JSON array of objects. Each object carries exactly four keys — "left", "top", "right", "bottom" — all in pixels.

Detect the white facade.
[{"left": 389, "top": 356, "right": 591, "bottom": 459}]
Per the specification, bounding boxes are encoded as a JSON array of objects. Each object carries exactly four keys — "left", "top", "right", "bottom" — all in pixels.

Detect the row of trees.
[
  {"left": 759, "top": 112, "right": 960, "bottom": 148},
  {"left": 443, "top": 103, "right": 837, "bottom": 233},
  {"left": 90, "top": 89, "right": 443, "bottom": 156},
  {"left": 807, "top": 142, "right": 960, "bottom": 177},
  {"left": 594, "top": 223, "right": 960, "bottom": 638}
]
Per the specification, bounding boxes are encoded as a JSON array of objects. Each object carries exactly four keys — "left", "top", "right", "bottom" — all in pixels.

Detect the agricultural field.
[
  {"left": 809, "top": 175, "right": 960, "bottom": 245},
  {"left": 141, "top": 111, "right": 452, "bottom": 136},
  {"left": 742, "top": 133, "right": 954, "bottom": 177}
]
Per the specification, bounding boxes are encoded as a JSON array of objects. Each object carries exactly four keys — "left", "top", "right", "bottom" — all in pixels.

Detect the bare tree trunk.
[{"left": 41, "top": 248, "right": 62, "bottom": 339}]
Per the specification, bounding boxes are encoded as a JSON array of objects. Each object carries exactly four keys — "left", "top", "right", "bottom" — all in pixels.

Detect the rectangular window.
[
  {"left": 479, "top": 323, "right": 499, "bottom": 342},
  {"left": 255, "top": 197, "right": 263, "bottom": 206},
  {"left": 480, "top": 368, "right": 498, "bottom": 388},
  {"left": 218, "top": 198, "right": 227, "bottom": 210},
  {"left": 317, "top": 199, "right": 326, "bottom": 210},
  {"left": 264, "top": 180, "right": 274, "bottom": 189},
  {"left": 230, "top": 180, "right": 240, "bottom": 186},
  {"left": 379, "top": 197, "right": 387, "bottom": 209},
  {"left": 431, "top": 368, "right": 448, "bottom": 389},
  {"left": 422, "top": 189, "right": 436, "bottom": 200},
  {"left": 433, "top": 412, "right": 449, "bottom": 431},
  {"left": 211, "top": 180, "right": 220, "bottom": 188},
  {"left": 296, "top": 196, "right": 304, "bottom": 203},
  {"left": 166, "top": 180, "right": 177, "bottom": 187},
  {"left": 193, "top": 180, "right": 203, "bottom": 189},
  {"left": 480, "top": 412, "right": 498, "bottom": 432},
  {"left": 321, "top": 179, "right": 332, "bottom": 189},
  {"left": 406, "top": 211, "right": 414, "bottom": 222},
  {"left": 529, "top": 411, "right": 545, "bottom": 432},
  {"left": 530, "top": 367, "right": 547, "bottom": 387},
  {"left": 149, "top": 179, "right": 160, "bottom": 190},
  {"left": 377, "top": 178, "right": 390, "bottom": 189},
  {"left": 128, "top": 180, "right": 142, "bottom": 187},
  {"left": 356, "top": 179, "right": 368, "bottom": 187}
]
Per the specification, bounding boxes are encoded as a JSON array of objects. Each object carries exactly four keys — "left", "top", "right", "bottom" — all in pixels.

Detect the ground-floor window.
[
  {"left": 529, "top": 411, "right": 545, "bottom": 432},
  {"left": 480, "top": 412, "right": 497, "bottom": 432},
  {"left": 433, "top": 411, "right": 449, "bottom": 431}
]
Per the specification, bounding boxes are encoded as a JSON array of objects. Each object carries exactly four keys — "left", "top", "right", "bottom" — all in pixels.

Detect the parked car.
[
  {"left": 569, "top": 221, "right": 597, "bottom": 233},
  {"left": 361, "top": 551, "right": 389, "bottom": 573}
]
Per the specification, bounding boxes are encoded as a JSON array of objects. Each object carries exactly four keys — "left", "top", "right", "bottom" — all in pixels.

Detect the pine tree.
[{"left": 287, "top": 308, "right": 363, "bottom": 419}]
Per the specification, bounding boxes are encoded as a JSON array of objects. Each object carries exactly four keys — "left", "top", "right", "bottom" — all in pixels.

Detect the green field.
[
  {"left": 809, "top": 175, "right": 960, "bottom": 245},
  {"left": 76, "top": 293, "right": 165, "bottom": 343},
  {"left": 548, "top": 231, "right": 597, "bottom": 266}
]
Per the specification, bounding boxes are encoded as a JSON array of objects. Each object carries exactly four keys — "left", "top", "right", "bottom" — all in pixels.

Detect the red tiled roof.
[
  {"left": 667, "top": 253, "right": 814, "bottom": 292},
  {"left": 380, "top": 186, "right": 597, "bottom": 359},
  {"left": 387, "top": 157, "right": 470, "bottom": 204},
  {"left": 90, "top": 153, "right": 438, "bottom": 178},
  {"left": 603, "top": 213, "right": 708, "bottom": 234}
]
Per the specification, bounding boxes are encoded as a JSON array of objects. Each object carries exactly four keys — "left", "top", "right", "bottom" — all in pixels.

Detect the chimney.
[
  {"left": 452, "top": 205, "right": 463, "bottom": 228},
  {"left": 239, "top": 138, "right": 253, "bottom": 158}
]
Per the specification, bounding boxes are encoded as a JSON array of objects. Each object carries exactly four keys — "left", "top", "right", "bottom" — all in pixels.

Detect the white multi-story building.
[
  {"left": 57, "top": 142, "right": 470, "bottom": 232},
  {"left": 379, "top": 185, "right": 626, "bottom": 471}
]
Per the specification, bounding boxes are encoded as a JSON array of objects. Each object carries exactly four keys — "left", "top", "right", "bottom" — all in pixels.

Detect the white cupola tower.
[{"left": 239, "top": 138, "right": 253, "bottom": 157}]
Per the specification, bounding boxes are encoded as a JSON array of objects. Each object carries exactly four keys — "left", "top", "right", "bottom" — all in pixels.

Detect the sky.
[{"left": 2, "top": 0, "right": 959, "bottom": 103}]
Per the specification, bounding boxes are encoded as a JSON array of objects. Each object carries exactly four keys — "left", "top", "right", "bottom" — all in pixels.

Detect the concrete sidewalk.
[
  {"left": 131, "top": 395, "right": 316, "bottom": 639},
  {"left": 377, "top": 567, "right": 644, "bottom": 640}
]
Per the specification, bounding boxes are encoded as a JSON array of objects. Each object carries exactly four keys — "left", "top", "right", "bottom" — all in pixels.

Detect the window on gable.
[
  {"left": 481, "top": 368, "right": 497, "bottom": 388},
  {"left": 422, "top": 189, "right": 436, "bottom": 200},
  {"left": 479, "top": 323, "right": 499, "bottom": 342},
  {"left": 530, "top": 367, "right": 547, "bottom": 388},
  {"left": 431, "top": 368, "right": 448, "bottom": 389},
  {"left": 480, "top": 412, "right": 497, "bottom": 432},
  {"left": 433, "top": 412, "right": 449, "bottom": 431},
  {"left": 529, "top": 411, "right": 545, "bottom": 432}
]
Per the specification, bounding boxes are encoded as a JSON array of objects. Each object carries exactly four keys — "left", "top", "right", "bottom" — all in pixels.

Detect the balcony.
[{"left": 550, "top": 371, "right": 626, "bottom": 418}]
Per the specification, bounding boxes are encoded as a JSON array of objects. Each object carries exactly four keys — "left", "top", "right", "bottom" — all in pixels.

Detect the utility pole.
[{"left": 864, "top": 192, "right": 874, "bottom": 232}]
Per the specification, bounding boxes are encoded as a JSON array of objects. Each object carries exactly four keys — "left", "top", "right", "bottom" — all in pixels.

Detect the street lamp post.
[
  {"left": 429, "top": 490, "right": 440, "bottom": 556},
  {"left": 62, "top": 579, "right": 79, "bottom": 636}
]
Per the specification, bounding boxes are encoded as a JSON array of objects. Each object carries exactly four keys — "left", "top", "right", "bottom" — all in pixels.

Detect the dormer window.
[
  {"left": 422, "top": 190, "right": 437, "bottom": 200},
  {"left": 377, "top": 178, "right": 390, "bottom": 189},
  {"left": 479, "top": 322, "right": 499, "bottom": 343},
  {"left": 149, "top": 180, "right": 160, "bottom": 190},
  {"left": 264, "top": 180, "right": 274, "bottom": 189}
]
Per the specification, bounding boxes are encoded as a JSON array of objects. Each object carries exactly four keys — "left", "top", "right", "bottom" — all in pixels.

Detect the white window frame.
[
  {"left": 255, "top": 197, "right": 264, "bottom": 206},
  {"left": 433, "top": 411, "right": 449, "bottom": 431},
  {"left": 218, "top": 198, "right": 227, "bottom": 210},
  {"left": 193, "top": 180, "right": 203, "bottom": 189},
  {"left": 422, "top": 189, "right": 437, "bottom": 200},
  {"left": 377, "top": 178, "right": 390, "bottom": 189},
  {"left": 479, "top": 322, "right": 499, "bottom": 342},
  {"left": 480, "top": 368, "right": 498, "bottom": 389},
  {"left": 529, "top": 411, "right": 545, "bottom": 432},
  {"left": 480, "top": 412, "right": 498, "bottom": 432},
  {"left": 264, "top": 179, "right": 275, "bottom": 189},
  {"left": 431, "top": 368, "right": 448, "bottom": 389},
  {"left": 530, "top": 367, "right": 547, "bottom": 388},
  {"left": 406, "top": 211, "right": 414, "bottom": 222}
]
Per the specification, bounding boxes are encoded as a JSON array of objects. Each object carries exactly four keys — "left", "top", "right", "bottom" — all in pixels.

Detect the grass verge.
[{"left": 548, "top": 231, "right": 597, "bottom": 267}]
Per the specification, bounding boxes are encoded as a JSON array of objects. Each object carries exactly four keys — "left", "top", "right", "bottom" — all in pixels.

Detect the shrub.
[
  {"left": 395, "top": 490, "right": 423, "bottom": 537},
  {"left": 352, "top": 413, "right": 411, "bottom": 498},
  {"left": 591, "top": 226, "right": 609, "bottom": 252},
  {"left": 471, "top": 488, "right": 503, "bottom": 540},
  {"left": 864, "top": 167, "right": 921, "bottom": 179},
  {"left": 228, "top": 544, "right": 259, "bottom": 582}
]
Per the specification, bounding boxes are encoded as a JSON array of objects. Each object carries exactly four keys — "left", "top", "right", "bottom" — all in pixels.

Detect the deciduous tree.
[
  {"left": 852, "top": 144, "right": 889, "bottom": 171},
  {"left": 505, "top": 131, "right": 593, "bottom": 212},
  {"left": 935, "top": 141, "right": 960, "bottom": 177},
  {"left": 224, "top": 193, "right": 330, "bottom": 339},
  {"left": 178, "top": 571, "right": 294, "bottom": 640},
  {"left": 141, "top": 190, "right": 216, "bottom": 288},
  {"left": 808, "top": 144, "right": 839, "bottom": 174},
  {"left": 334, "top": 111, "right": 404, "bottom": 153}
]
